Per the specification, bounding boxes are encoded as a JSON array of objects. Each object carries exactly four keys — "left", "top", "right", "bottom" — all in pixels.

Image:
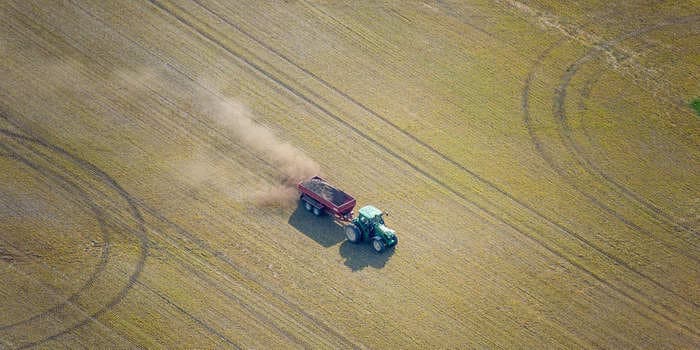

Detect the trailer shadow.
[
  {"left": 287, "top": 205, "right": 345, "bottom": 247},
  {"left": 339, "top": 240, "right": 395, "bottom": 271}
]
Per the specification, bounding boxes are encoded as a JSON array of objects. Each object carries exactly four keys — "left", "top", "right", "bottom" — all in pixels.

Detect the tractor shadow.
[
  {"left": 339, "top": 240, "right": 395, "bottom": 271},
  {"left": 287, "top": 205, "right": 345, "bottom": 247}
]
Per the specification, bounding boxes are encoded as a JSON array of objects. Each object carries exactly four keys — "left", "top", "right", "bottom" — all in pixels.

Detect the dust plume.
[
  {"left": 252, "top": 184, "right": 301, "bottom": 208},
  {"left": 2, "top": 48, "right": 319, "bottom": 208},
  {"left": 206, "top": 99, "right": 321, "bottom": 207}
]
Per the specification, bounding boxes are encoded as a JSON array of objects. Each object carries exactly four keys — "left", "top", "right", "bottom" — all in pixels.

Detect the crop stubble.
[{"left": 0, "top": 0, "right": 697, "bottom": 348}]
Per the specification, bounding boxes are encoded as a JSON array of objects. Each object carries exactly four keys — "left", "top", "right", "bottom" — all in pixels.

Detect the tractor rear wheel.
[
  {"left": 345, "top": 224, "right": 361, "bottom": 243},
  {"left": 372, "top": 238, "right": 386, "bottom": 253}
]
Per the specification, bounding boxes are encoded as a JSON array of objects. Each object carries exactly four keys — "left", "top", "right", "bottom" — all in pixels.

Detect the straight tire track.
[{"left": 145, "top": 0, "right": 699, "bottom": 336}]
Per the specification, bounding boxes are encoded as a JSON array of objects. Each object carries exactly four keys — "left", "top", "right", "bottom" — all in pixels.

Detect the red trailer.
[{"left": 297, "top": 176, "right": 356, "bottom": 221}]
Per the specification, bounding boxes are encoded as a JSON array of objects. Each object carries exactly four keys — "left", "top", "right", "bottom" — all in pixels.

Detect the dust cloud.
[
  {"left": 206, "top": 99, "right": 321, "bottom": 207},
  {"left": 4, "top": 52, "right": 319, "bottom": 208}
]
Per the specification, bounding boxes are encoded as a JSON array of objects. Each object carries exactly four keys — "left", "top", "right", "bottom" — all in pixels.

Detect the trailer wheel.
[
  {"left": 372, "top": 238, "right": 386, "bottom": 253},
  {"left": 312, "top": 207, "right": 321, "bottom": 216},
  {"left": 344, "top": 224, "right": 361, "bottom": 243},
  {"left": 304, "top": 202, "right": 312, "bottom": 211}
]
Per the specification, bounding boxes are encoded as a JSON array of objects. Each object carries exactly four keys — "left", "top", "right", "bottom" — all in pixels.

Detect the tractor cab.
[
  {"left": 345, "top": 205, "right": 398, "bottom": 253},
  {"left": 357, "top": 205, "right": 385, "bottom": 228}
]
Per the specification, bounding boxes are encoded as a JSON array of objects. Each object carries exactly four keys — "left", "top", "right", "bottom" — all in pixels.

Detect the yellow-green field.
[{"left": 1, "top": 1, "right": 698, "bottom": 348}]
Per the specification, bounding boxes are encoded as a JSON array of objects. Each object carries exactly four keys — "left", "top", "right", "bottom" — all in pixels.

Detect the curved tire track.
[
  {"left": 145, "top": 0, "right": 699, "bottom": 336},
  {"left": 0, "top": 141, "right": 112, "bottom": 332},
  {"left": 523, "top": 25, "right": 700, "bottom": 265},
  {"left": 0, "top": 123, "right": 149, "bottom": 349},
  {"left": 523, "top": 14, "right": 700, "bottom": 285},
  {"left": 576, "top": 67, "right": 695, "bottom": 233},
  {"left": 554, "top": 19, "right": 699, "bottom": 238},
  {"left": 53, "top": 3, "right": 364, "bottom": 347},
  {"left": 2, "top": 122, "right": 253, "bottom": 348}
]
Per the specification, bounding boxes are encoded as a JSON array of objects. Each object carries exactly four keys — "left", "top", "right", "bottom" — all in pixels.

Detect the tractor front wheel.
[
  {"left": 345, "top": 224, "right": 361, "bottom": 243},
  {"left": 372, "top": 238, "right": 386, "bottom": 253}
]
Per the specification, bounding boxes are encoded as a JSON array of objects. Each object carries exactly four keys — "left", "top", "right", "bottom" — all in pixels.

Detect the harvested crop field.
[{"left": 0, "top": 1, "right": 698, "bottom": 348}]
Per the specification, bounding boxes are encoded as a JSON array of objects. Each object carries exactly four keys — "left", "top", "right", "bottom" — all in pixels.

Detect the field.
[{"left": 1, "top": 0, "right": 698, "bottom": 348}]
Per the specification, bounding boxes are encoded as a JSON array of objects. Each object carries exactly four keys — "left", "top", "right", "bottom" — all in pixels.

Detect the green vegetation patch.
[{"left": 691, "top": 98, "right": 700, "bottom": 116}]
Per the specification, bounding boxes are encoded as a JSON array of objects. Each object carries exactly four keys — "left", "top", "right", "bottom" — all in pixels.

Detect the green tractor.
[{"left": 344, "top": 205, "right": 398, "bottom": 253}]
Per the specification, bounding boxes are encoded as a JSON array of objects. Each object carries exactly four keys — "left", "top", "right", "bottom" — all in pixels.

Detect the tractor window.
[{"left": 376, "top": 215, "right": 384, "bottom": 225}]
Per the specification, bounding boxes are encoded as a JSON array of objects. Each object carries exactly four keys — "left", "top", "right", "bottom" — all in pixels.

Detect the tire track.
[
  {"left": 0, "top": 125, "right": 149, "bottom": 349},
  {"left": 143, "top": 3, "right": 547, "bottom": 339},
  {"left": 57, "top": 2, "right": 364, "bottom": 346},
  {"left": 4, "top": 85, "right": 350, "bottom": 347},
  {"left": 144, "top": 223, "right": 311, "bottom": 348},
  {"left": 134, "top": 280, "right": 241, "bottom": 349},
  {"left": 0, "top": 139, "right": 113, "bottom": 332},
  {"left": 554, "top": 20, "right": 699, "bottom": 238},
  {"left": 0, "top": 238, "right": 136, "bottom": 349},
  {"left": 576, "top": 66, "right": 693, "bottom": 226},
  {"left": 29, "top": 0, "right": 289, "bottom": 194},
  {"left": 432, "top": 0, "right": 495, "bottom": 37},
  {"left": 15, "top": 140, "right": 264, "bottom": 349},
  {"left": 16, "top": 0, "right": 696, "bottom": 340},
  {"left": 6, "top": 3, "right": 361, "bottom": 346},
  {"left": 146, "top": 0, "right": 699, "bottom": 336},
  {"left": 522, "top": 39, "right": 700, "bottom": 312},
  {"left": 189, "top": 0, "right": 700, "bottom": 278},
  {"left": 522, "top": 16, "right": 700, "bottom": 290},
  {"left": 1, "top": 120, "right": 254, "bottom": 349},
  {"left": 523, "top": 28, "right": 700, "bottom": 266},
  {"left": 138, "top": 203, "right": 361, "bottom": 349}
]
